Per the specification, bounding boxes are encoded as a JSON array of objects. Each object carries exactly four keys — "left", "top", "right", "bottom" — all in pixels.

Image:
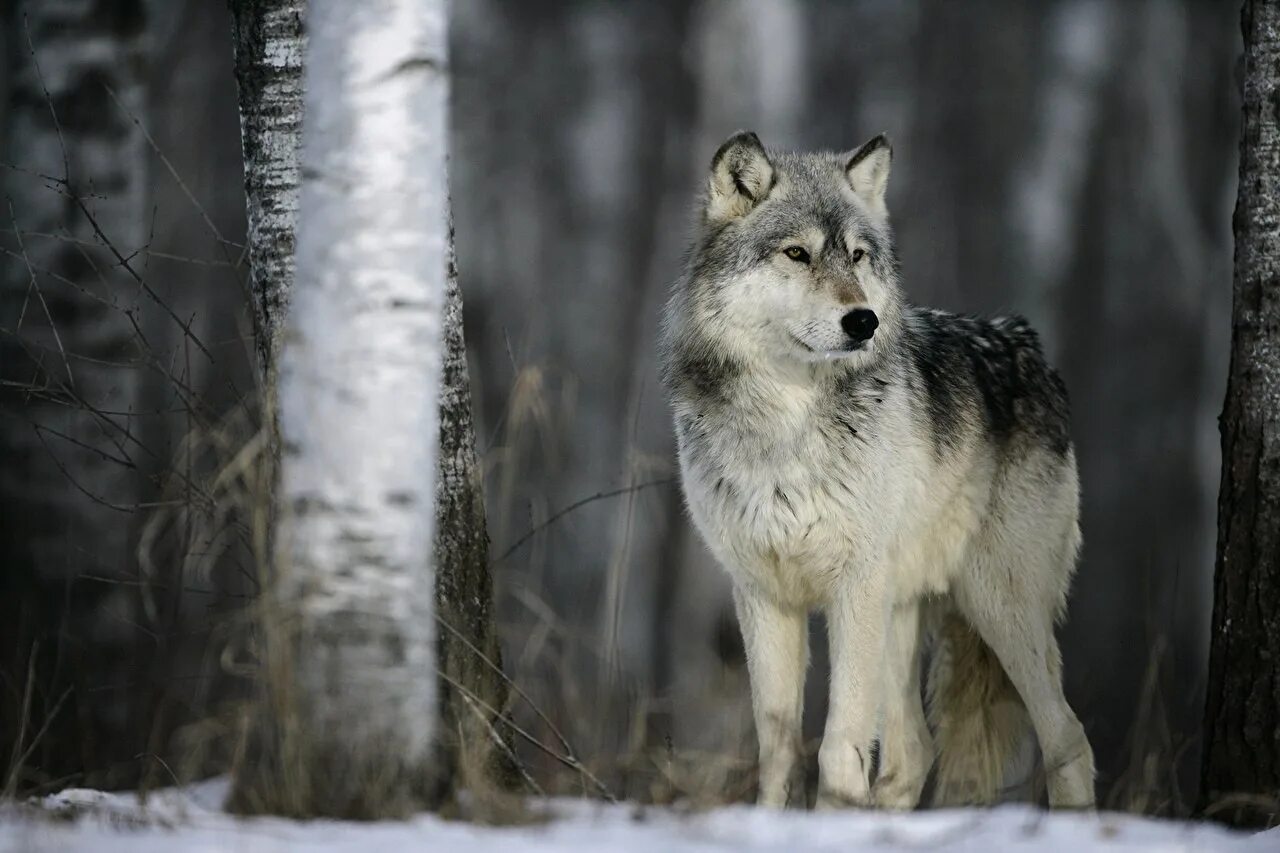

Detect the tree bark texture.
[
  {"left": 227, "top": 0, "right": 304, "bottom": 380},
  {"left": 229, "top": 0, "right": 449, "bottom": 818},
  {"left": 433, "top": 211, "right": 511, "bottom": 787},
  {"left": 227, "top": 0, "right": 507, "bottom": 804},
  {"left": 1200, "top": 0, "right": 1280, "bottom": 828}
]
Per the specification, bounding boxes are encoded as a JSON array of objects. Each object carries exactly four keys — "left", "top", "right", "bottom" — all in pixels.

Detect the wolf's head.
[{"left": 674, "top": 131, "right": 903, "bottom": 371}]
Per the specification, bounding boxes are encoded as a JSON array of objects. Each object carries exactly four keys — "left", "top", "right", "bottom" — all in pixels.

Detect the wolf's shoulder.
[
  {"left": 900, "top": 306, "right": 1071, "bottom": 457},
  {"left": 904, "top": 307, "right": 1049, "bottom": 360}
]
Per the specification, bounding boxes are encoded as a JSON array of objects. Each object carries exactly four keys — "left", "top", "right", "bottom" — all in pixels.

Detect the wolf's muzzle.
[{"left": 840, "top": 308, "right": 879, "bottom": 343}]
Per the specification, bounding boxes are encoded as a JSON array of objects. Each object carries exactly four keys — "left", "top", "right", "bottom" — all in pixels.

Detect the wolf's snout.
[{"left": 841, "top": 309, "right": 879, "bottom": 343}]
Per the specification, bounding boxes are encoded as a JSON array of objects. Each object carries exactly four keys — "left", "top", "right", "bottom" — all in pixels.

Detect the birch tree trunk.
[
  {"left": 227, "top": 0, "right": 305, "bottom": 379},
  {"left": 227, "top": 0, "right": 508, "bottom": 806},
  {"left": 1200, "top": 0, "right": 1280, "bottom": 827},
  {"left": 0, "top": 0, "right": 150, "bottom": 786},
  {"left": 229, "top": 0, "right": 450, "bottom": 818}
]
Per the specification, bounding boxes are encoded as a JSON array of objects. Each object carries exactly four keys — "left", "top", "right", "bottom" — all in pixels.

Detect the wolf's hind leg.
[
  {"left": 955, "top": 570, "right": 1095, "bottom": 810},
  {"left": 872, "top": 601, "right": 932, "bottom": 809},
  {"left": 733, "top": 585, "right": 809, "bottom": 808}
]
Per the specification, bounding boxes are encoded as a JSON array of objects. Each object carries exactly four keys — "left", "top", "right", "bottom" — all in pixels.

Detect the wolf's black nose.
[{"left": 841, "top": 309, "right": 879, "bottom": 343}]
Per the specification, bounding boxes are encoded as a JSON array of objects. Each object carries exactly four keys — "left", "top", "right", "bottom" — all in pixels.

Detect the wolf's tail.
[{"left": 925, "top": 611, "right": 1035, "bottom": 806}]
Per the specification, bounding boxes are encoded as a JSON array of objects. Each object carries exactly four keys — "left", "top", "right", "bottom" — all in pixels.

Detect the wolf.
[{"left": 660, "top": 131, "right": 1095, "bottom": 811}]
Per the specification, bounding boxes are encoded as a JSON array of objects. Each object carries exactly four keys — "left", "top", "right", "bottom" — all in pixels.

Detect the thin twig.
[
  {"left": 103, "top": 84, "right": 248, "bottom": 277},
  {"left": 492, "top": 476, "right": 677, "bottom": 564},
  {"left": 4, "top": 642, "right": 39, "bottom": 797},
  {"left": 69, "top": 193, "right": 216, "bottom": 363},
  {"left": 0, "top": 246, "right": 116, "bottom": 309},
  {"left": 0, "top": 228, "right": 241, "bottom": 266},
  {"left": 435, "top": 614, "right": 578, "bottom": 761},
  {"left": 4, "top": 687, "right": 72, "bottom": 798},
  {"left": 23, "top": 15, "right": 70, "bottom": 187},
  {"left": 436, "top": 669, "right": 617, "bottom": 803},
  {"left": 457, "top": 692, "right": 544, "bottom": 798},
  {"left": 8, "top": 43, "right": 220, "bottom": 370},
  {"left": 33, "top": 428, "right": 148, "bottom": 514},
  {"left": 8, "top": 197, "right": 75, "bottom": 389}
]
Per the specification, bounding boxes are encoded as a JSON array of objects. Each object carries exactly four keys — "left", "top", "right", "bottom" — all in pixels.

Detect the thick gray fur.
[{"left": 662, "top": 132, "right": 1095, "bottom": 811}]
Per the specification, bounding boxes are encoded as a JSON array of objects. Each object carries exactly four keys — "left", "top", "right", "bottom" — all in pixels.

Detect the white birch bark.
[
  {"left": 238, "top": 0, "right": 450, "bottom": 817},
  {"left": 228, "top": 0, "right": 305, "bottom": 379}
]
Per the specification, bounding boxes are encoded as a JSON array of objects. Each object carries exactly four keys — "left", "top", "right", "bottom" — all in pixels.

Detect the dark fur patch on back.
[
  {"left": 906, "top": 309, "right": 1071, "bottom": 458},
  {"left": 907, "top": 318, "right": 968, "bottom": 454}
]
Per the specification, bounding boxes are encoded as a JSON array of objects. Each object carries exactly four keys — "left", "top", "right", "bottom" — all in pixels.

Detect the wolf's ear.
[
  {"left": 707, "top": 131, "right": 774, "bottom": 223},
  {"left": 845, "top": 134, "right": 892, "bottom": 215}
]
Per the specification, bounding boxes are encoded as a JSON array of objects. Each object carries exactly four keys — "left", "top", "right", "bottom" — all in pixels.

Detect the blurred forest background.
[{"left": 0, "top": 0, "right": 1241, "bottom": 814}]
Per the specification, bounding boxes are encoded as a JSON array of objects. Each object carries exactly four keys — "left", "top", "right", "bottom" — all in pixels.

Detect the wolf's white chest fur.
[{"left": 678, "top": 367, "right": 987, "bottom": 610}]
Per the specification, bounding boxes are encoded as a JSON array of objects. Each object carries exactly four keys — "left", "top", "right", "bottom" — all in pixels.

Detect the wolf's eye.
[
  {"left": 851, "top": 248, "right": 866, "bottom": 263},
  {"left": 783, "top": 246, "right": 810, "bottom": 264}
]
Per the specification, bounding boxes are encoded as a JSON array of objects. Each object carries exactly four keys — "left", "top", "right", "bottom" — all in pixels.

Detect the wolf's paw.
[
  {"left": 871, "top": 772, "right": 925, "bottom": 810},
  {"left": 815, "top": 786, "right": 872, "bottom": 811},
  {"left": 1046, "top": 741, "right": 1096, "bottom": 811},
  {"left": 757, "top": 779, "right": 802, "bottom": 809}
]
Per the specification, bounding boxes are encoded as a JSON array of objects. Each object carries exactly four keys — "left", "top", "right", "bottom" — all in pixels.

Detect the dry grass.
[{"left": 5, "top": 349, "right": 1273, "bottom": 827}]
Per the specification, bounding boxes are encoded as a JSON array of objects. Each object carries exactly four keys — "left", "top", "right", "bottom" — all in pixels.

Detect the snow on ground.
[{"left": 1, "top": 779, "right": 1275, "bottom": 852}]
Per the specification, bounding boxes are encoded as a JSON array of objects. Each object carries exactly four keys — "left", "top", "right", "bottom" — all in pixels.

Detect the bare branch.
[{"left": 492, "top": 476, "right": 677, "bottom": 564}]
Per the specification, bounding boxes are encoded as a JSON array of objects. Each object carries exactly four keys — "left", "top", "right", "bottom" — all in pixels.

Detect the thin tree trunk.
[
  {"left": 228, "top": 0, "right": 304, "bottom": 380},
  {"left": 433, "top": 212, "right": 510, "bottom": 789},
  {"left": 229, "top": 0, "right": 449, "bottom": 818},
  {"left": 1200, "top": 0, "right": 1280, "bottom": 828},
  {"left": 226, "top": 0, "right": 304, "bottom": 654}
]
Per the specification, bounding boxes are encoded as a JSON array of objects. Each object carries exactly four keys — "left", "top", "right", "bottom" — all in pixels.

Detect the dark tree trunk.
[
  {"left": 1199, "top": 0, "right": 1280, "bottom": 828},
  {"left": 433, "top": 214, "right": 512, "bottom": 790},
  {"left": 227, "top": 0, "right": 304, "bottom": 380}
]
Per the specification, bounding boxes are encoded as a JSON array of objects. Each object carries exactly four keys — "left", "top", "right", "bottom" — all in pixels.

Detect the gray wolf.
[{"left": 660, "top": 131, "right": 1095, "bottom": 810}]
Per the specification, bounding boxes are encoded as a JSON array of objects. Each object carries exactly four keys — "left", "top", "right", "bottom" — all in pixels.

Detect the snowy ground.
[{"left": 1, "top": 779, "right": 1275, "bottom": 852}]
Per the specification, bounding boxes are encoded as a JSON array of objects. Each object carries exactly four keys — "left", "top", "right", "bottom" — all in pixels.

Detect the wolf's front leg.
[
  {"left": 733, "top": 585, "right": 809, "bottom": 808},
  {"left": 818, "top": 571, "right": 891, "bottom": 809}
]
